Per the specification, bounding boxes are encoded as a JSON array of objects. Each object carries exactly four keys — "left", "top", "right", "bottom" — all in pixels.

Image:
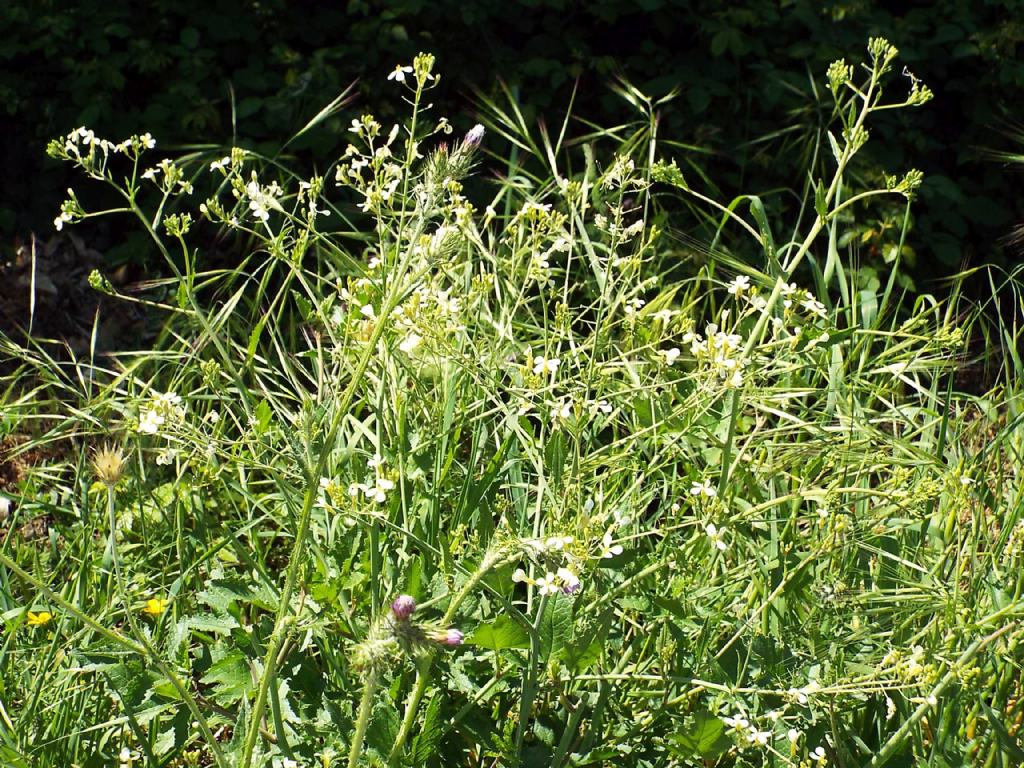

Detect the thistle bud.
[
  {"left": 462, "top": 124, "right": 485, "bottom": 149},
  {"left": 431, "top": 628, "right": 463, "bottom": 646},
  {"left": 391, "top": 595, "right": 417, "bottom": 621}
]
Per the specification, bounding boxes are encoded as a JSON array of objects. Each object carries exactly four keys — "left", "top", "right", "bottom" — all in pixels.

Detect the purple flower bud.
[
  {"left": 433, "top": 628, "right": 463, "bottom": 646},
  {"left": 463, "top": 124, "right": 485, "bottom": 148},
  {"left": 391, "top": 595, "right": 417, "bottom": 621}
]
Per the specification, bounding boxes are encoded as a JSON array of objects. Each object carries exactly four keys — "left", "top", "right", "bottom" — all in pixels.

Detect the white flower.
[
  {"left": 532, "top": 356, "right": 560, "bottom": 376},
  {"left": 801, "top": 295, "right": 827, "bottom": 317},
  {"left": 556, "top": 567, "right": 581, "bottom": 593},
  {"left": 624, "top": 297, "right": 645, "bottom": 316},
  {"left": 690, "top": 479, "right": 717, "bottom": 498},
  {"left": 138, "top": 411, "right": 162, "bottom": 434},
  {"left": 367, "top": 453, "right": 385, "bottom": 470},
  {"left": 535, "top": 573, "right": 560, "bottom": 596},
  {"left": 545, "top": 535, "right": 574, "bottom": 551},
  {"left": 551, "top": 398, "right": 573, "bottom": 424},
  {"left": 727, "top": 275, "right": 751, "bottom": 296},
  {"left": 787, "top": 728, "right": 802, "bottom": 743},
  {"left": 155, "top": 448, "right": 176, "bottom": 466},
  {"left": 811, "top": 746, "right": 827, "bottom": 763},
  {"left": 885, "top": 695, "right": 896, "bottom": 719},
  {"left": 747, "top": 729, "right": 771, "bottom": 746},
  {"left": 360, "top": 304, "right": 376, "bottom": 319},
  {"left": 601, "top": 531, "right": 624, "bottom": 558},
  {"left": 661, "top": 347, "right": 681, "bottom": 366},
  {"left": 387, "top": 65, "right": 414, "bottom": 82},
  {"left": 209, "top": 156, "right": 231, "bottom": 173},
  {"left": 722, "top": 714, "right": 749, "bottom": 732},
  {"left": 399, "top": 333, "right": 422, "bottom": 354},
  {"left": 590, "top": 399, "right": 613, "bottom": 415},
  {"left": 363, "top": 477, "right": 394, "bottom": 504},
  {"left": 0, "top": 497, "right": 9, "bottom": 521},
  {"left": 705, "top": 522, "right": 727, "bottom": 551},
  {"left": 652, "top": 308, "right": 677, "bottom": 325},
  {"left": 512, "top": 568, "right": 529, "bottom": 583}
]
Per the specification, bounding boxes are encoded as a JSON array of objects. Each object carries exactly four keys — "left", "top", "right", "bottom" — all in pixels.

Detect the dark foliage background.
[{"left": 2, "top": 0, "right": 1023, "bottom": 284}]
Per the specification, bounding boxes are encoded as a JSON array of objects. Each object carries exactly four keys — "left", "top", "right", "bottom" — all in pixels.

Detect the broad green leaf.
[
  {"left": 468, "top": 616, "right": 530, "bottom": 651},
  {"left": 201, "top": 649, "right": 254, "bottom": 706},
  {"left": 537, "top": 595, "right": 573, "bottom": 665},
  {"left": 668, "top": 710, "right": 732, "bottom": 758}
]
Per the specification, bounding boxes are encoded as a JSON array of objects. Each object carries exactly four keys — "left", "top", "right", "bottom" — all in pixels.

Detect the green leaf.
[
  {"left": 412, "top": 694, "right": 444, "bottom": 762},
  {"left": 254, "top": 399, "right": 273, "bottom": 433},
  {"left": 814, "top": 180, "right": 828, "bottom": 221},
  {"left": 468, "top": 616, "right": 530, "bottom": 651},
  {"left": 544, "top": 430, "right": 567, "bottom": 487},
  {"left": 748, "top": 196, "right": 779, "bottom": 277},
  {"left": 537, "top": 595, "right": 573, "bottom": 665},
  {"left": 196, "top": 578, "right": 277, "bottom": 614},
  {"left": 201, "top": 650, "right": 254, "bottom": 706},
  {"left": 668, "top": 710, "right": 732, "bottom": 758},
  {"left": 563, "top": 611, "right": 611, "bottom": 672}
]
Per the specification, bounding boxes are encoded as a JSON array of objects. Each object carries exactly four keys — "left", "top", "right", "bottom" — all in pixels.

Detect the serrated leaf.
[
  {"left": 537, "top": 595, "right": 573, "bottom": 665},
  {"left": 187, "top": 614, "right": 240, "bottom": 635},
  {"left": 196, "top": 579, "right": 277, "bottom": 614},
  {"left": 412, "top": 694, "right": 444, "bottom": 762},
  {"left": 468, "top": 616, "right": 530, "bottom": 651},
  {"left": 201, "top": 649, "right": 253, "bottom": 706}
]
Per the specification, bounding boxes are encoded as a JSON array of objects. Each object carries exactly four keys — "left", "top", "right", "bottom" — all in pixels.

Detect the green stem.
[
  {"left": 387, "top": 550, "right": 508, "bottom": 765},
  {"left": 239, "top": 244, "right": 433, "bottom": 768},
  {"left": 347, "top": 669, "right": 380, "bottom": 768}
]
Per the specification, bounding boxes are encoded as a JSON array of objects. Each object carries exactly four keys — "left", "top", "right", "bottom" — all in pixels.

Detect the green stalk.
[
  {"left": 347, "top": 669, "right": 379, "bottom": 768},
  {"left": 387, "top": 549, "right": 509, "bottom": 765}
]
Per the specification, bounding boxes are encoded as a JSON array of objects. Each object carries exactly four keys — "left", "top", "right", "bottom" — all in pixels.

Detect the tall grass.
[{"left": 1, "top": 40, "right": 1022, "bottom": 768}]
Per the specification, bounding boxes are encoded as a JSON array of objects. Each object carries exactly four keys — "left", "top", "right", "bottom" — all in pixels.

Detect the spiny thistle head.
[
  {"left": 391, "top": 594, "right": 417, "bottom": 621},
  {"left": 92, "top": 443, "right": 126, "bottom": 487}
]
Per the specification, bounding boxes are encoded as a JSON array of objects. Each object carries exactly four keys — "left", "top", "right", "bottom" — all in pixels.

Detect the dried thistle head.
[{"left": 91, "top": 443, "right": 126, "bottom": 487}]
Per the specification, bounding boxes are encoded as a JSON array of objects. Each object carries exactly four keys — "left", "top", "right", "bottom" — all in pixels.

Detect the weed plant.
[{"left": 1, "top": 40, "right": 1023, "bottom": 768}]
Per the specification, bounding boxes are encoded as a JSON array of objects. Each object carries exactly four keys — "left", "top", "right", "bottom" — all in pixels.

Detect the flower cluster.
[
  {"left": 138, "top": 391, "right": 186, "bottom": 435},
  {"left": 46, "top": 126, "right": 155, "bottom": 181},
  {"left": 353, "top": 594, "right": 463, "bottom": 674},
  {"left": 721, "top": 712, "right": 772, "bottom": 749},
  {"left": 683, "top": 324, "right": 746, "bottom": 388},
  {"left": 141, "top": 158, "right": 194, "bottom": 196},
  {"left": 514, "top": 535, "right": 582, "bottom": 595},
  {"left": 391, "top": 280, "right": 466, "bottom": 357},
  {"left": 347, "top": 454, "right": 396, "bottom": 504}
]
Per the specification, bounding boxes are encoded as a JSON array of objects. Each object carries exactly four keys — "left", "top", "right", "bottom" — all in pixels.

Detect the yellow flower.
[
  {"left": 143, "top": 598, "right": 169, "bottom": 617},
  {"left": 27, "top": 611, "right": 53, "bottom": 627}
]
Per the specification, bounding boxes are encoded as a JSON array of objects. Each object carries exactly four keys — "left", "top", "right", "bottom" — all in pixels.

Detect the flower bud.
[
  {"left": 431, "top": 628, "right": 463, "bottom": 646},
  {"left": 462, "top": 124, "right": 485, "bottom": 149},
  {"left": 391, "top": 594, "right": 417, "bottom": 621}
]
